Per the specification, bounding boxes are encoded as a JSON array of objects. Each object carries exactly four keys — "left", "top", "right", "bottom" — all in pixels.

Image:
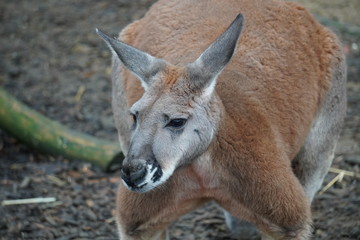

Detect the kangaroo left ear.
[
  {"left": 96, "top": 29, "right": 165, "bottom": 90},
  {"left": 187, "top": 14, "right": 244, "bottom": 97}
]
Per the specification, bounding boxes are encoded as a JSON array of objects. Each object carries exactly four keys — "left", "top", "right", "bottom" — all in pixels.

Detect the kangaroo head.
[{"left": 97, "top": 14, "right": 244, "bottom": 192}]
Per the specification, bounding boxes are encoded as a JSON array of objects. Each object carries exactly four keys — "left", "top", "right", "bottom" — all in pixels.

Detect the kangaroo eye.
[
  {"left": 166, "top": 118, "right": 187, "bottom": 129},
  {"left": 131, "top": 114, "right": 137, "bottom": 123},
  {"left": 130, "top": 111, "right": 138, "bottom": 125}
]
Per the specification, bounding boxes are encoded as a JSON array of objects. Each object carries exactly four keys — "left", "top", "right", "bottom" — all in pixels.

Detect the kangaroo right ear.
[
  {"left": 96, "top": 29, "right": 165, "bottom": 90},
  {"left": 187, "top": 14, "right": 244, "bottom": 98}
]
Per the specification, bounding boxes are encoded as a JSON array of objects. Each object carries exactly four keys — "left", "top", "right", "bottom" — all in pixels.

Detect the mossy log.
[{"left": 0, "top": 87, "right": 123, "bottom": 171}]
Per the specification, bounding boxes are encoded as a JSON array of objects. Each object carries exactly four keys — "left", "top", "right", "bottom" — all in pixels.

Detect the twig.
[
  {"left": 1, "top": 197, "right": 56, "bottom": 206},
  {"left": 47, "top": 175, "right": 66, "bottom": 187},
  {"left": 39, "top": 201, "right": 63, "bottom": 209},
  {"left": 74, "top": 85, "right": 86, "bottom": 102},
  {"left": 318, "top": 167, "right": 360, "bottom": 195},
  {"left": 319, "top": 171, "right": 345, "bottom": 195},
  {"left": 106, "top": 217, "right": 116, "bottom": 223},
  {"left": 329, "top": 167, "right": 360, "bottom": 178}
]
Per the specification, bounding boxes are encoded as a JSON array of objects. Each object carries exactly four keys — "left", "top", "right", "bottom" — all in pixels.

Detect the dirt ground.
[{"left": 0, "top": 0, "right": 359, "bottom": 239}]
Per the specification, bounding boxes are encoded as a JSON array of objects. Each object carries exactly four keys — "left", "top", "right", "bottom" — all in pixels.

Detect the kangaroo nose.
[{"left": 120, "top": 163, "right": 147, "bottom": 187}]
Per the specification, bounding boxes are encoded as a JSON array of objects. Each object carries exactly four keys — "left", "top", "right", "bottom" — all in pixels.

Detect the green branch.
[{"left": 0, "top": 87, "right": 123, "bottom": 171}]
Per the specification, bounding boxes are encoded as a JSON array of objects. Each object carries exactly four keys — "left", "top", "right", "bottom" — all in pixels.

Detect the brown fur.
[
  {"left": 110, "top": 0, "right": 345, "bottom": 239},
  {"left": 163, "top": 66, "right": 184, "bottom": 86}
]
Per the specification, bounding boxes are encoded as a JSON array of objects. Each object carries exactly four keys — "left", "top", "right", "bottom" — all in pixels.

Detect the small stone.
[
  {"left": 86, "top": 200, "right": 94, "bottom": 208},
  {"left": 84, "top": 208, "right": 97, "bottom": 221},
  {"left": 45, "top": 215, "right": 57, "bottom": 226},
  {"left": 19, "top": 177, "right": 31, "bottom": 188}
]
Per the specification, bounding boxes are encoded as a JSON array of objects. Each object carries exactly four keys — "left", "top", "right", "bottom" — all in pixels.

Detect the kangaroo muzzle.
[{"left": 120, "top": 157, "right": 163, "bottom": 192}]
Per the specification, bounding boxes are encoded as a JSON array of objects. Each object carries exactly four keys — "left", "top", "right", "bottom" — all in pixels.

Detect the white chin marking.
[{"left": 122, "top": 164, "right": 176, "bottom": 193}]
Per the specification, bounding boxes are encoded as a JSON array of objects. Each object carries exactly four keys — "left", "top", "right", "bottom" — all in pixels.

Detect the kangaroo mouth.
[
  {"left": 149, "top": 160, "right": 163, "bottom": 183},
  {"left": 130, "top": 182, "right": 148, "bottom": 192}
]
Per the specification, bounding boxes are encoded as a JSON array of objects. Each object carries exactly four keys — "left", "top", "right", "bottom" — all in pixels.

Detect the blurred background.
[{"left": 0, "top": 0, "right": 359, "bottom": 239}]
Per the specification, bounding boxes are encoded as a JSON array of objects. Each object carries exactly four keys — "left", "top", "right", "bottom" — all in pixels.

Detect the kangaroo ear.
[
  {"left": 96, "top": 29, "right": 165, "bottom": 90},
  {"left": 187, "top": 14, "right": 244, "bottom": 97}
]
